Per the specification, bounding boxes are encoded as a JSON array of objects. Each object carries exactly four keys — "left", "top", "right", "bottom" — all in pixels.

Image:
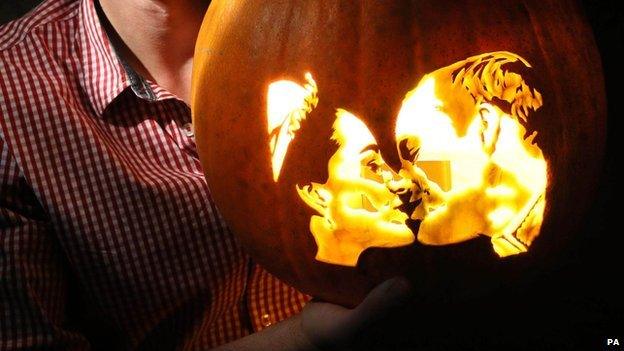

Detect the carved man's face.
[{"left": 395, "top": 73, "right": 547, "bottom": 256}]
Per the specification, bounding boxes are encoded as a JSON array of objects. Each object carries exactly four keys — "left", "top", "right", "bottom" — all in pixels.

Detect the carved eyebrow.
[{"left": 359, "top": 144, "right": 380, "bottom": 154}]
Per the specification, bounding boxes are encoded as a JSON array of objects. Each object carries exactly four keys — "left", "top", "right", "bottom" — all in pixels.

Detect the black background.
[
  {"left": 1, "top": 1, "right": 622, "bottom": 350},
  {"left": 371, "top": 2, "right": 623, "bottom": 350}
]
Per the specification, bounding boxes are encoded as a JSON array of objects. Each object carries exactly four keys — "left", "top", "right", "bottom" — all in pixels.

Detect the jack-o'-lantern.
[{"left": 191, "top": 0, "right": 606, "bottom": 307}]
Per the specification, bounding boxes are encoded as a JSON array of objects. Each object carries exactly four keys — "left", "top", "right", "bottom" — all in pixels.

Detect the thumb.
[{"left": 346, "top": 277, "right": 413, "bottom": 331}]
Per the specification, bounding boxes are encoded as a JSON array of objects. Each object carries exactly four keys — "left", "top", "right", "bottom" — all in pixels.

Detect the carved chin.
[{"left": 309, "top": 215, "right": 414, "bottom": 267}]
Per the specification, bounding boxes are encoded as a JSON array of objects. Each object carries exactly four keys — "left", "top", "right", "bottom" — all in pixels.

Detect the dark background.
[
  {"left": 0, "top": 0, "right": 41, "bottom": 25},
  {"left": 2, "top": 1, "right": 622, "bottom": 350},
  {"left": 385, "top": 1, "right": 622, "bottom": 349}
]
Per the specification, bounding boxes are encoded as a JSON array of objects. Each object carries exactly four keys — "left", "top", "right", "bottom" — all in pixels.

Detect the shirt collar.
[{"left": 78, "top": 0, "right": 177, "bottom": 116}]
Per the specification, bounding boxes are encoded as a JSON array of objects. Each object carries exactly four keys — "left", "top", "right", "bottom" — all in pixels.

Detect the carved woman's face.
[{"left": 323, "top": 110, "right": 415, "bottom": 247}]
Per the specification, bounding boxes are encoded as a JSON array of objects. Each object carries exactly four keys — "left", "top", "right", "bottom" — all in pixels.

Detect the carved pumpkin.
[{"left": 191, "top": 0, "right": 606, "bottom": 307}]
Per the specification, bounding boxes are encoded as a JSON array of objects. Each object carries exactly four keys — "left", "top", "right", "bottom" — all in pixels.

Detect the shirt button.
[
  {"left": 260, "top": 313, "right": 273, "bottom": 328},
  {"left": 182, "top": 123, "right": 194, "bottom": 137}
]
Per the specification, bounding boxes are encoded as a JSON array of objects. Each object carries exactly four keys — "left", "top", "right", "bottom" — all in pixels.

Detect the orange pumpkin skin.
[{"left": 191, "top": 0, "right": 606, "bottom": 307}]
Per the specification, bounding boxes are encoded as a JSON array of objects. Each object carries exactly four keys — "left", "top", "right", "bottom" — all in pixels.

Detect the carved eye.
[
  {"left": 367, "top": 161, "right": 379, "bottom": 173},
  {"left": 361, "top": 150, "right": 382, "bottom": 172}
]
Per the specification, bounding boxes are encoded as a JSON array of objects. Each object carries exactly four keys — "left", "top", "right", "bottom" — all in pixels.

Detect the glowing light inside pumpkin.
[{"left": 267, "top": 52, "right": 548, "bottom": 266}]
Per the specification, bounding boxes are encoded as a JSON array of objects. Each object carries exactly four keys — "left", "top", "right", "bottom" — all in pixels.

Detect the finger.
[{"left": 300, "top": 301, "right": 352, "bottom": 349}]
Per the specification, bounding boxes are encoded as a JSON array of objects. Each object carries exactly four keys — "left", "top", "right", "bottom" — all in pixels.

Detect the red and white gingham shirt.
[{"left": 0, "top": 0, "right": 308, "bottom": 349}]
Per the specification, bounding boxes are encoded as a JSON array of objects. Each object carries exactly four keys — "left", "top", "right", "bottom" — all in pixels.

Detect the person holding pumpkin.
[{"left": 0, "top": 0, "right": 412, "bottom": 350}]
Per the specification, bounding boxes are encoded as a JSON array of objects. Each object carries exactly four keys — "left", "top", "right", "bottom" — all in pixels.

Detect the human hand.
[
  {"left": 300, "top": 277, "right": 413, "bottom": 350},
  {"left": 210, "top": 277, "right": 413, "bottom": 351}
]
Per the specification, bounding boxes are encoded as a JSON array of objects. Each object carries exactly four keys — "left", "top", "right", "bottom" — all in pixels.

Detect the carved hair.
[{"left": 450, "top": 51, "right": 543, "bottom": 122}]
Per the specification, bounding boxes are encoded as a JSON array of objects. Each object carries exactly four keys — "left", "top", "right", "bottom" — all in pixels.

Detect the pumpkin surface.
[{"left": 191, "top": 0, "right": 606, "bottom": 307}]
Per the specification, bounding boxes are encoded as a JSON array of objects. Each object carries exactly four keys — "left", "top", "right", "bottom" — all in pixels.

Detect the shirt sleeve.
[{"left": 0, "top": 136, "right": 90, "bottom": 350}]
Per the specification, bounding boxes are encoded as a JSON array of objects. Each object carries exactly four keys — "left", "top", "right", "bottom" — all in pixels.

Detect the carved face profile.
[
  {"left": 395, "top": 53, "right": 547, "bottom": 256},
  {"left": 296, "top": 110, "right": 415, "bottom": 266},
  {"left": 267, "top": 51, "right": 548, "bottom": 267}
]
